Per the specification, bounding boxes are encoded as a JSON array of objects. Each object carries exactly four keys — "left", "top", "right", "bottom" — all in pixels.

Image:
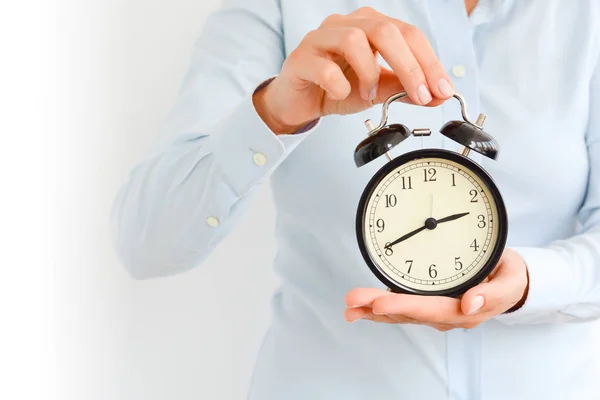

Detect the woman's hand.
[
  {"left": 343, "top": 249, "right": 530, "bottom": 331},
  {"left": 253, "top": 6, "right": 454, "bottom": 134}
]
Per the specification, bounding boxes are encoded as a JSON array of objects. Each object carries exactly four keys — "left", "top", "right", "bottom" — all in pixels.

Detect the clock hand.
[
  {"left": 385, "top": 213, "right": 470, "bottom": 250},
  {"left": 436, "top": 212, "right": 470, "bottom": 224},
  {"left": 385, "top": 224, "right": 428, "bottom": 249}
]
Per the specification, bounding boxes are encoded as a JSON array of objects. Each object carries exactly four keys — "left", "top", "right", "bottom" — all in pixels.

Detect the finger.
[
  {"left": 362, "top": 313, "right": 398, "bottom": 324},
  {"left": 461, "top": 249, "right": 529, "bottom": 315},
  {"left": 291, "top": 51, "right": 351, "bottom": 100},
  {"left": 303, "top": 27, "right": 380, "bottom": 100},
  {"left": 344, "top": 306, "right": 370, "bottom": 322},
  {"left": 387, "top": 314, "right": 421, "bottom": 324},
  {"left": 328, "top": 17, "right": 432, "bottom": 106},
  {"left": 344, "top": 287, "right": 392, "bottom": 308},
  {"left": 372, "top": 293, "right": 467, "bottom": 325},
  {"left": 374, "top": 67, "right": 446, "bottom": 107},
  {"left": 400, "top": 24, "right": 454, "bottom": 100}
]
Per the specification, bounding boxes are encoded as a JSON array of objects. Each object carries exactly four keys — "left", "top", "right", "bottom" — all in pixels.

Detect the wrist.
[
  {"left": 505, "top": 262, "right": 530, "bottom": 314},
  {"left": 252, "top": 78, "right": 313, "bottom": 135}
]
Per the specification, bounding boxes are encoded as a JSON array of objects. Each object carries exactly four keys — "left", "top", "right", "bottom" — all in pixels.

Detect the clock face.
[{"left": 356, "top": 149, "right": 507, "bottom": 296}]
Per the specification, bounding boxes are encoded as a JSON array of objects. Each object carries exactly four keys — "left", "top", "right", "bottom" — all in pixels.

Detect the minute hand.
[
  {"left": 437, "top": 212, "right": 470, "bottom": 224},
  {"left": 385, "top": 225, "right": 428, "bottom": 249}
]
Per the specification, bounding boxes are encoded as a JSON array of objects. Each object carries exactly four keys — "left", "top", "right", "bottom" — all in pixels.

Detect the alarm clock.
[{"left": 354, "top": 91, "right": 508, "bottom": 298}]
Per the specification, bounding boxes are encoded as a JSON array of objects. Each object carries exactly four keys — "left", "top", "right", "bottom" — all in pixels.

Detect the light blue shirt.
[{"left": 110, "top": 0, "right": 600, "bottom": 398}]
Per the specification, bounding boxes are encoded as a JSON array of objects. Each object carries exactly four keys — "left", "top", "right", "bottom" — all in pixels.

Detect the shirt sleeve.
[
  {"left": 109, "top": 0, "right": 319, "bottom": 279},
  {"left": 494, "top": 55, "right": 600, "bottom": 325}
]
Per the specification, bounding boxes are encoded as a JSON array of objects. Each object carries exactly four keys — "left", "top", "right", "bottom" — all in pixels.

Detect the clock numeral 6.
[
  {"left": 454, "top": 257, "right": 463, "bottom": 270},
  {"left": 384, "top": 243, "right": 393, "bottom": 256},
  {"left": 429, "top": 264, "right": 438, "bottom": 279},
  {"left": 376, "top": 218, "right": 385, "bottom": 232},
  {"left": 423, "top": 168, "right": 437, "bottom": 182},
  {"left": 385, "top": 194, "right": 397, "bottom": 208}
]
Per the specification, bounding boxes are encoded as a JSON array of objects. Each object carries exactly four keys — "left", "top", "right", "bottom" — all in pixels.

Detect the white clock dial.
[{"left": 362, "top": 156, "right": 501, "bottom": 293}]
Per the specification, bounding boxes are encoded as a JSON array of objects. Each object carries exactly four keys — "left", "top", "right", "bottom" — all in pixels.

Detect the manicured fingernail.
[
  {"left": 438, "top": 78, "right": 454, "bottom": 98},
  {"left": 417, "top": 84, "right": 432, "bottom": 104},
  {"left": 467, "top": 296, "right": 484, "bottom": 315},
  {"left": 368, "top": 86, "right": 378, "bottom": 100}
]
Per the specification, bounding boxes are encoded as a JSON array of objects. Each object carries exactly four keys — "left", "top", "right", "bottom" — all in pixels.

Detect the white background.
[{"left": 36, "top": 0, "right": 279, "bottom": 399}]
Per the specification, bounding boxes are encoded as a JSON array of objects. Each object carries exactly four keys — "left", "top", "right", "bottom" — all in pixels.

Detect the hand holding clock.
[{"left": 343, "top": 248, "right": 529, "bottom": 331}]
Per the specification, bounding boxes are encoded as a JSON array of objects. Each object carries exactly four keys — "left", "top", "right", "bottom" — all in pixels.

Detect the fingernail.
[
  {"left": 368, "top": 86, "right": 378, "bottom": 100},
  {"left": 467, "top": 296, "right": 484, "bottom": 315},
  {"left": 438, "top": 78, "right": 454, "bottom": 98},
  {"left": 417, "top": 84, "right": 432, "bottom": 105}
]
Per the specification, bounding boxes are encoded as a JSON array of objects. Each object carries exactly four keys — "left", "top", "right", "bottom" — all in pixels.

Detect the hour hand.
[{"left": 437, "top": 212, "right": 470, "bottom": 224}]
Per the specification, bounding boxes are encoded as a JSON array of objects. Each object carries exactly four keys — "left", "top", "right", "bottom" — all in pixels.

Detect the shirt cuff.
[
  {"left": 211, "top": 80, "right": 321, "bottom": 196},
  {"left": 493, "top": 246, "right": 577, "bottom": 324}
]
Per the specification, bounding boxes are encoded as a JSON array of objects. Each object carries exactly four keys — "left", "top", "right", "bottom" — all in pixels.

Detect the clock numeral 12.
[
  {"left": 385, "top": 194, "right": 397, "bottom": 208},
  {"left": 423, "top": 168, "right": 437, "bottom": 182}
]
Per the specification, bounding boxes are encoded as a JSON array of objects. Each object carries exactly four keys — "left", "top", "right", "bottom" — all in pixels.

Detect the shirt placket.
[{"left": 425, "top": 1, "right": 491, "bottom": 399}]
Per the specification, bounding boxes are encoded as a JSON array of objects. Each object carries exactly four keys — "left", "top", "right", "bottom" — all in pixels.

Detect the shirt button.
[
  {"left": 252, "top": 152, "right": 267, "bottom": 166},
  {"left": 206, "top": 216, "right": 220, "bottom": 228},
  {"left": 452, "top": 65, "right": 467, "bottom": 78}
]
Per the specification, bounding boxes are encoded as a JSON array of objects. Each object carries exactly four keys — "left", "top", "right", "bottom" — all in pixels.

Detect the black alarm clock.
[{"left": 354, "top": 91, "right": 508, "bottom": 298}]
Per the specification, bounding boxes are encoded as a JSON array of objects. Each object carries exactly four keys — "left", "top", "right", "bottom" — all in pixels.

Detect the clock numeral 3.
[
  {"left": 470, "top": 189, "right": 479, "bottom": 203},
  {"left": 384, "top": 243, "right": 393, "bottom": 256},
  {"left": 454, "top": 257, "right": 463, "bottom": 270},
  {"left": 385, "top": 194, "right": 397, "bottom": 208},
  {"left": 401, "top": 176, "right": 413, "bottom": 190},
  {"left": 470, "top": 239, "right": 480, "bottom": 252},
  {"left": 477, "top": 214, "right": 486, "bottom": 228},
  {"left": 429, "top": 264, "right": 438, "bottom": 279},
  {"left": 423, "top": 168, "right": 437, "bottom": 182},
  {"left": 376, "top": 219, "right": 385, "bottom": 232},
  {"left": 405, "top": 260, "right": 413, "bottom": 274}
]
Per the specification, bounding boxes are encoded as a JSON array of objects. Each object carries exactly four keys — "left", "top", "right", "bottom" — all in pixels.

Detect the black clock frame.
[{"left": 355, "top": 149, "right": 508, "bottom": 298}]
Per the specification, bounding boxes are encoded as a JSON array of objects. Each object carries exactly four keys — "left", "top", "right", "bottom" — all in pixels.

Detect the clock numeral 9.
[
  {"left": 477, "top": 214, "right": 486, "bottom": 228},
  {"left": 423, "top": 168, "right": 437, "bottom": 182},
  {"left": 454, "top": 257, "right": 463, "bottom": 270},
  {"left": 401, "top": 176, "right": 413, "bottom": 190},
  {"left": 470, "top": 239, "right": 480, "bottom": 252},
  {"left": 384, "top": 243, "right": 393, "bottom": 256},
  {"left": 429, "top": 264, "right": 438, "bottom": 279},
  {"left": 470, "top": 189, "right": 479, "bottom": 203},
  {"left": 376, "top": 218, "right": 385, "bottom": 232},
  {"left": 405, "top": 260, "right": 413, "bottom": 274},
  {"left": 385, "top": 194, "right": 397, "bottom": 208}
]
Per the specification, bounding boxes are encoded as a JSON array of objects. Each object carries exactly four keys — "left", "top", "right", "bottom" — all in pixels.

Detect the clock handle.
[{"left": 365, "top": 91, "right": 486, "bottom": 135}]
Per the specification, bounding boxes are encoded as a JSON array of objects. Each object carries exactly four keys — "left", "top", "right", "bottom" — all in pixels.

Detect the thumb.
[{"left": 460, "top": 250, "right": 527, "bottom": 316}]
